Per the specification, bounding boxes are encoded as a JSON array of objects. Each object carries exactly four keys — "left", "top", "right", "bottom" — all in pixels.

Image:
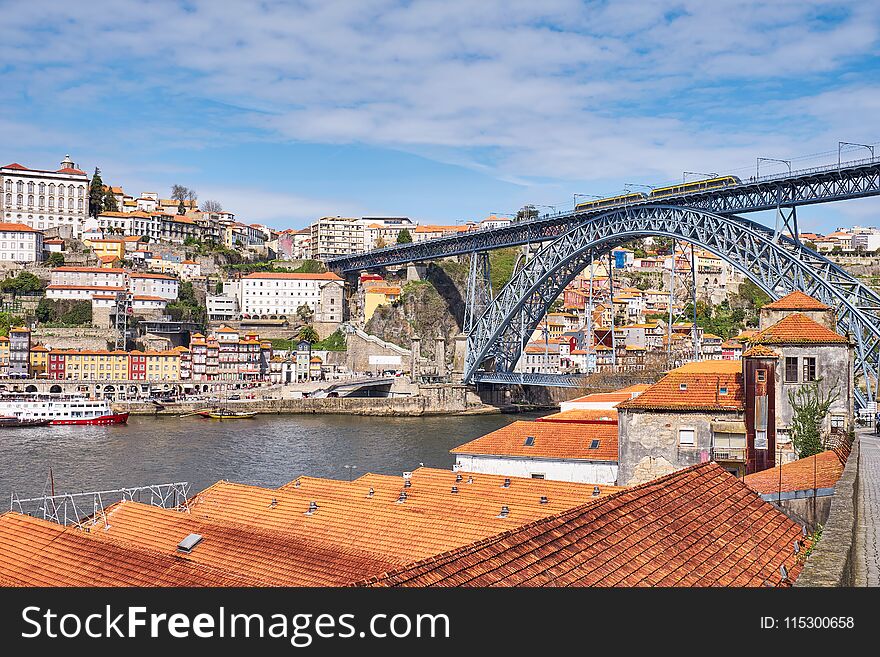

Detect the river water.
[{"left": 0, "top": 413, "right": 537, "bottom": 500}]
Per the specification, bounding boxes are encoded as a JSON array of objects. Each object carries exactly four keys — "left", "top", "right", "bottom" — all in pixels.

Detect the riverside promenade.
[{"left": 854, "top": 430, "right": 880, "bottom": 586}]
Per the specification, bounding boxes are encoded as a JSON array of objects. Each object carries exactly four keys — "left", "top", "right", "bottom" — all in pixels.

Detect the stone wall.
[
  {"left": 794, "top": 433, "right": 861, "bottom": 587},
  {"left": 345, "top": 327, "right": 410, "bottom": 373},
  {"left": 617, "top": 408, "right": 743, "bottom": 486},
  {"left": 31, "top": 326, "right": 117, "bottom": 350}
]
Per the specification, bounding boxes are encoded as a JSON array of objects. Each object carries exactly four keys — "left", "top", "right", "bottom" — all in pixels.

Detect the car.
[{"left": 228, "top": 394, "right": 241, "bottom": 400}]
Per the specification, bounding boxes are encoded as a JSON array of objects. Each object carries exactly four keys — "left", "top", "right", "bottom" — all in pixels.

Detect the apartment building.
[
  {"left": 226, "top": 272, "right": 344, "bottom": 324},
  {"left": 309, "top": 217, "right": 365, "bottom": 260},
  {"left": 128, "top": 272, "right": 179, "bottom": 300},
  {"left": 0, "top": 222, "right": 44, "bottom": 263}
]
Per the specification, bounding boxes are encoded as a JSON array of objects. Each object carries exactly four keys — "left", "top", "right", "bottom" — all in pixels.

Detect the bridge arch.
[{"left": 465, "top": 204, "right": 880, "bottom": 407}]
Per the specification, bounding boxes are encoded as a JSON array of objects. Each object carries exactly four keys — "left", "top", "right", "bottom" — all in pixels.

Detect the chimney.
[
  {"left": 305, "top": 501, "right": 318, "bottom": 515},
  {"left": 397, "top": 491, "right": 407, "bottom": 503},
  {"left": 502, "top": 477, "right": 511, "bottom": 488},
  {"left": 592, "top": 486, "right": 600, "bottom": 496},
  {"left": 269, "top": 498, "right": 277, "bottom": 508},
  {"left": 467, "top": 476, "right": 474, "bottom": 484},
  {"left": 496, "top": 505, "right": 510, "bottom": 518},
  {"left": 539, "top": 496, "right": 548, "bottom": 504},
  {"left": 404, "top": 479, "right": 412, "bottom": 488},
  {"left": 367, "top": 487, "right": 374, "bottom": 498},
  {"left": 455, "top": 473, "right": 463, "bottom": 482},
  {"left": 451, "top": 486, "right": 458, "bottom": 494}
]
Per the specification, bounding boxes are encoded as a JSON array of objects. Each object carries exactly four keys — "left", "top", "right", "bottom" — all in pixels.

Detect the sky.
[{"left": 1, "top": 0, "right": 879, "bottom": 232}]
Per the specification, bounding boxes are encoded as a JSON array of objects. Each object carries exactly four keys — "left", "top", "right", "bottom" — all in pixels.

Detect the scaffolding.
[{"left": 9, "top": 482, "right": 191, "bottom": 529}]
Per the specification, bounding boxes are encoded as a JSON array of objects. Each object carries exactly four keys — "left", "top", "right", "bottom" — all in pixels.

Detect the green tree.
[
  {"left": 45, "top": 252, "right": 65, "bottom": 267},
  {"left": 88, "top": 168, "right": 105, "bottom": 219},
  {"left": 396, "top": 228, "right": 413, "bottom": 244},
  {"left": 293, "top": 260, "right": 326, "bottom": 274},
  {"left": 0, "top": 271, "right": 45, "bottom": 294},
  {"left": 35, "top": 298, "right": 56, "bottom": 323},
  {"left": 314, "top": 329, "right": 346, "bottom": 351},
  {"left": 297, "top": 325, "right": 319, "bottom": 344},
  {"left": 59, "top": 301, "right": 92, "bottom": 326},
  {"left": 215, "top": 279, "right": 224, "bottom": 294},
  {"left": 788, "top": 380, "right": 840, "bottom": 458},
  {"left": 0, "top": 312, "right": 25, "bottom": 337},
  {"left": 102, "top": 187, "right": 118, "bottom": 213}
]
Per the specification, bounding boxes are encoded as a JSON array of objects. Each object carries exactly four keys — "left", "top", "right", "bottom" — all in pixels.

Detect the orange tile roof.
[
  {"left": 361, "top": 463, "right": 808, "bottom": 588},
  {"left": 744, "top": 449, "right": 848, "bottom": 495},
  {"left": 83, "top": 502, "right": 397, "bottom": 586},
  {"left": 0, "top": 513, "right": 262, "bottom": 586},
  {"left": 450, "top": 420, "right": 618, "bottom": 461},
  {"left": 742, "top": 345, "right": 778, "bottom": 358},
  {"left": 191, "top": 468, "right": 619, "bottom": 566},
  {"left": 243, "top": 272, "right": 342, "bottom": 281},
  {"left": 763, "top": 291, "right": 831, "bottom": 311},
  {"left": 618, "top": 361, "right": 743, "bottom": 411},
  {"left": 750, "top": 313, "right": 848, "bottom": 345},
  {"left": 0, "top": 222, "right": 41, "bottom": 232},
  {"left": 536, "top": 409, "right": 618, "bottom": 423},
  {"left": 365, "top": 286, "right": 401, "bottom": 295}
]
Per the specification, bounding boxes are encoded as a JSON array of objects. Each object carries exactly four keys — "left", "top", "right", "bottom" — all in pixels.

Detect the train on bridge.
[{"left": 575, "top": 176, "right": 742, "bottom": 211}]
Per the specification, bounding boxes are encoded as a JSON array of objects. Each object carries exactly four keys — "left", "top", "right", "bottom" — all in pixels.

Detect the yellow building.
[
  {"left": 52, "top": 350, "right": 130, "bottom": 381},
  {"left": 0, "top": 336, "right": 9, "bottom": 374},
  {"left": 144, "top": 350, "right": 181, "bottom": 381},
  {"left": 29, "top": 344, "right": 49, "bottom": 377},
  {"left": 363, "top": 285, "right": 401, "bottom": 321},
  {"left": 84, "top": 238, "right": 127, "bottom": 261}
]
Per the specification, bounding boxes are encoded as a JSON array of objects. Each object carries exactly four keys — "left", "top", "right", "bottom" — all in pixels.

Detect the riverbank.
[{"left": 115, "top": 384, "right": 502, "bottom": 417}]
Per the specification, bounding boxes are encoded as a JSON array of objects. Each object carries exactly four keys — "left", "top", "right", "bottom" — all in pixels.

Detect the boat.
[
  {"left": 0, "top": 415, "right": 52, "bottom": 428},
  {"left": 0, "top": 394, "right": 129, "bottom": 426},
  {"left": 205, "top": 410, "right": 257, "bottom": 420}
]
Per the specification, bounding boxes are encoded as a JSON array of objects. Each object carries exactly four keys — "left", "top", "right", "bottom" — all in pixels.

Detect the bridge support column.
[
  {"left": 434, "top": 336, "right": 446, "bottom": 379},
  {"left": 452, "top": 333, "right": 467, "bottom": 383},
  {"left": 410, "top": 335, "right": 421, "bottom": 380}
]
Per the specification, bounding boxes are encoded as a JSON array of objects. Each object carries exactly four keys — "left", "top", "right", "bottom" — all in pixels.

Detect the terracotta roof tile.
[
  {"left": 750, "top": 313, "right": 848, "bottom": 345},
  {"left": 742, "top": 345, "right": 778, "bottom": 358},
  {"left": 360, "top": 463, "right": 808, "bottom": 588},
  {"left": 450, "top": 420, "right": 618, "bottom": 461},
  {"left": 536, "top": 409, "right": 618, "bottom": 423},
  {"left": 762, "top": 291, "right": 831, "bottom": 311},
  {"left": 618, "top": 361, "right": 743, "bottom": 412},
  {"left": 744, "top": 450, "right": 848, "bottom": 495}
]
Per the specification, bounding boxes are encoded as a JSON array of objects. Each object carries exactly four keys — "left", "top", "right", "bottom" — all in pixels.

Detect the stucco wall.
[
  {"left": 454, "top": 454, "right": 618, "bottom": 484},
  {"left": 774, "top": 344, "right": 853, "bottom": 431},
  {"left": 618, "top": 408, "right": 743, "bottom": 486}
]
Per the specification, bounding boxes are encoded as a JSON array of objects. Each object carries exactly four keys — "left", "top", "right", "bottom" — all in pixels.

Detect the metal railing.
[{"left": 712, "top": 447, "right": 747, "bottom": 462}]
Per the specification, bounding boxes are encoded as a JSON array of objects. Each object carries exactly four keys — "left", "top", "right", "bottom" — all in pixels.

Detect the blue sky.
[{"left": 1, "top": 0, "right": 879, "bottom": 231}]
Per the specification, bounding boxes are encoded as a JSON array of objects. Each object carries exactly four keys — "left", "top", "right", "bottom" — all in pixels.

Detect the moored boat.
[
  {"left": 0, "top": 394, "right": 128, "bottom": 426},
  {"left": 206, "top": 409, "right": 257, "bottom": 419},
  {"left": 0, "top": 415, "right": 52, "bottom": 428}
]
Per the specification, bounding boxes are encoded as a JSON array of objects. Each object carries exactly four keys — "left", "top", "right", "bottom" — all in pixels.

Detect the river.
[{"left": 0, "top": 413, "right": 540, "bottom": 500}]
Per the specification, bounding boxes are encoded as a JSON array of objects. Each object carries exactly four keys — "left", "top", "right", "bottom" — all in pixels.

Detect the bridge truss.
[{"left": 464, "top": 205, "right": 880, "bottom": 408}]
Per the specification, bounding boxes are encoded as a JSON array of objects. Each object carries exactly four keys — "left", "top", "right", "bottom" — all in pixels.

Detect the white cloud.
[{"left": 0, "top": 0, "right": 878, "bottom": 195}]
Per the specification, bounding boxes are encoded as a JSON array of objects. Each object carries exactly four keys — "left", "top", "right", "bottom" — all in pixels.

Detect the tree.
[
  {"left": 59, "top": 301, "right": 92, "bottom": 326},
  {"left": 201, "top": 199, "right": 223, "bottom": 213},
  {"left": 170, "top": 185, "right": 190, "bottom": 201},
  {"left": 375, "top": 236, "right": 388, "bottom": 249},
  {"left": 45, "top": 252, "right": 65, "bottom": 267},
  {"left": 178, "top": 199, "right": 186, "bottom": 215},
  {"left": 297, "top": 325, "right": 319, "bottom": 344},
  {"left": 804, "top": 240, "right": 817, "bottom": 252},
  {"left": 102, "top": 187, "right": 118, "bottom": 213},
  {"left": 314, "top": 329, "right": 346, "bottom": 351},
  {"left": 516, "top": 205, "right": 538, "bottom": 222},
  {"left": 88, "top": 168, "right": 105, "bottom": 219},
  {"left": 295, "top": 303, "right": 314, "bottom": 324},
  {"left": 0, "top": 271, "right": 44, "bottom": 294},
  {"left": 215, "top": 279, "right": 224, "bottom": 295},
  {"left": 35, "top": 298, "right": 55, "bottom": 323},
  {"left": 788, "top": 379, "right": 840, "bottom": 458},
  {"left": 396, "top": 228, "right": 413, "bottom": 244}
]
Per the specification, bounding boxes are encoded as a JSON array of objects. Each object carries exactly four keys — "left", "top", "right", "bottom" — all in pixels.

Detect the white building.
[
  {"left": 0, "top": 156, "right": 92, "bottom": 238},
  {"left": 49, "top": 266, "right": 127, "bottom": 289},
  {"left": 0, "top": 222, "right": 44, "bottom": 263},
  {"left": 226, "top": 272, "right": 344, "bottom": 323},
  {"left": 479, "top": 215, "right": 512, "bottom": 230},
  {"left": 359, "top": 217, "right": 415, "bottom": 249},
  {"left": 851, "top": 228, "right": 880, "bottom": 253},
  {"left": 309, "top": 217, "right": 366, "bottom": 260},
  {"left": 128, "top": 273, "right": 179, "bottom": 300},
  {"left": 450, "top": 419, "right": 619, "bottom": 484},
  {"left": 207, "top": 295, "right": 239, "bottom": 321},
  {"left": 131, "top": 295, "right": 168, "bottom": 312}
]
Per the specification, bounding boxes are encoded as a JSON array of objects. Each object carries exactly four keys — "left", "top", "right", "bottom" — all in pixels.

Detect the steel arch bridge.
[{"left": 465, "top": 204, "right": 880, "bottom": 408}]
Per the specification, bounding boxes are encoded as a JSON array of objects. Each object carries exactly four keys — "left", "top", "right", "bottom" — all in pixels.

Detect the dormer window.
[{"left": 679, "top": 383, "right": 687, "bottom": 391}]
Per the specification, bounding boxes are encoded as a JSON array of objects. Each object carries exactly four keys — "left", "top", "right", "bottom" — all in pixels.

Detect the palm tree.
[{"left": 297, "top": 325, "right": 319, "bottom": 344}]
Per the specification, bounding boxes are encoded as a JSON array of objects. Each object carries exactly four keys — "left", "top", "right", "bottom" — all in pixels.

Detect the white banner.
[{"left": 369, "top": 355, "right": 402, "bottom": 365}]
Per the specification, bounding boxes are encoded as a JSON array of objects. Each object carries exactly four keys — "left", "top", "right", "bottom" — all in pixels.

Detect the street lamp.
[
  {"left": 838, "top": 141, "right": 875, "bottom": 168},
  {"left": 756, "top": 157, "right": 791, "bottom": 179}
]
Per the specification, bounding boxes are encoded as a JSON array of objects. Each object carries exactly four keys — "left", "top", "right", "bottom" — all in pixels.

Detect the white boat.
[{"left": 0, "top": 394, "right": 129, "bottom": 426}]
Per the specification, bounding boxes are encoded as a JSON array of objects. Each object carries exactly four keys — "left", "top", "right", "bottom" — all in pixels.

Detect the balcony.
[{"left": 712, "top": 447, "right": 746, "bottom": 462}]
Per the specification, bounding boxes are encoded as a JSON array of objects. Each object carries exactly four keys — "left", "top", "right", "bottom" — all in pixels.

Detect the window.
[
  {"left": 785, "top": 357, "right": 798, "bottom": 383},
  {"left": 523, "top": 436, "right": 535, "bottom": 446},
  {"left": 679, "top": 383, "right": 687, "bottom": 391},
  {"left": 589, "top": 439, "right": 600, "bottom": 449},
  {"left": 756, "top": 369, "right": 766, "bottom": 382},
  {"left": 831, "top": 415, "right": 845, "bottom": 429},
  {"left": 719, "top": 386, "right": 728, "bottom": 395},
  {"left": 803, "top": 357, "right": 817, "bottom": 382},
  {"left": 679, "top": 429, "right": 695, "bottom": 446}
]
